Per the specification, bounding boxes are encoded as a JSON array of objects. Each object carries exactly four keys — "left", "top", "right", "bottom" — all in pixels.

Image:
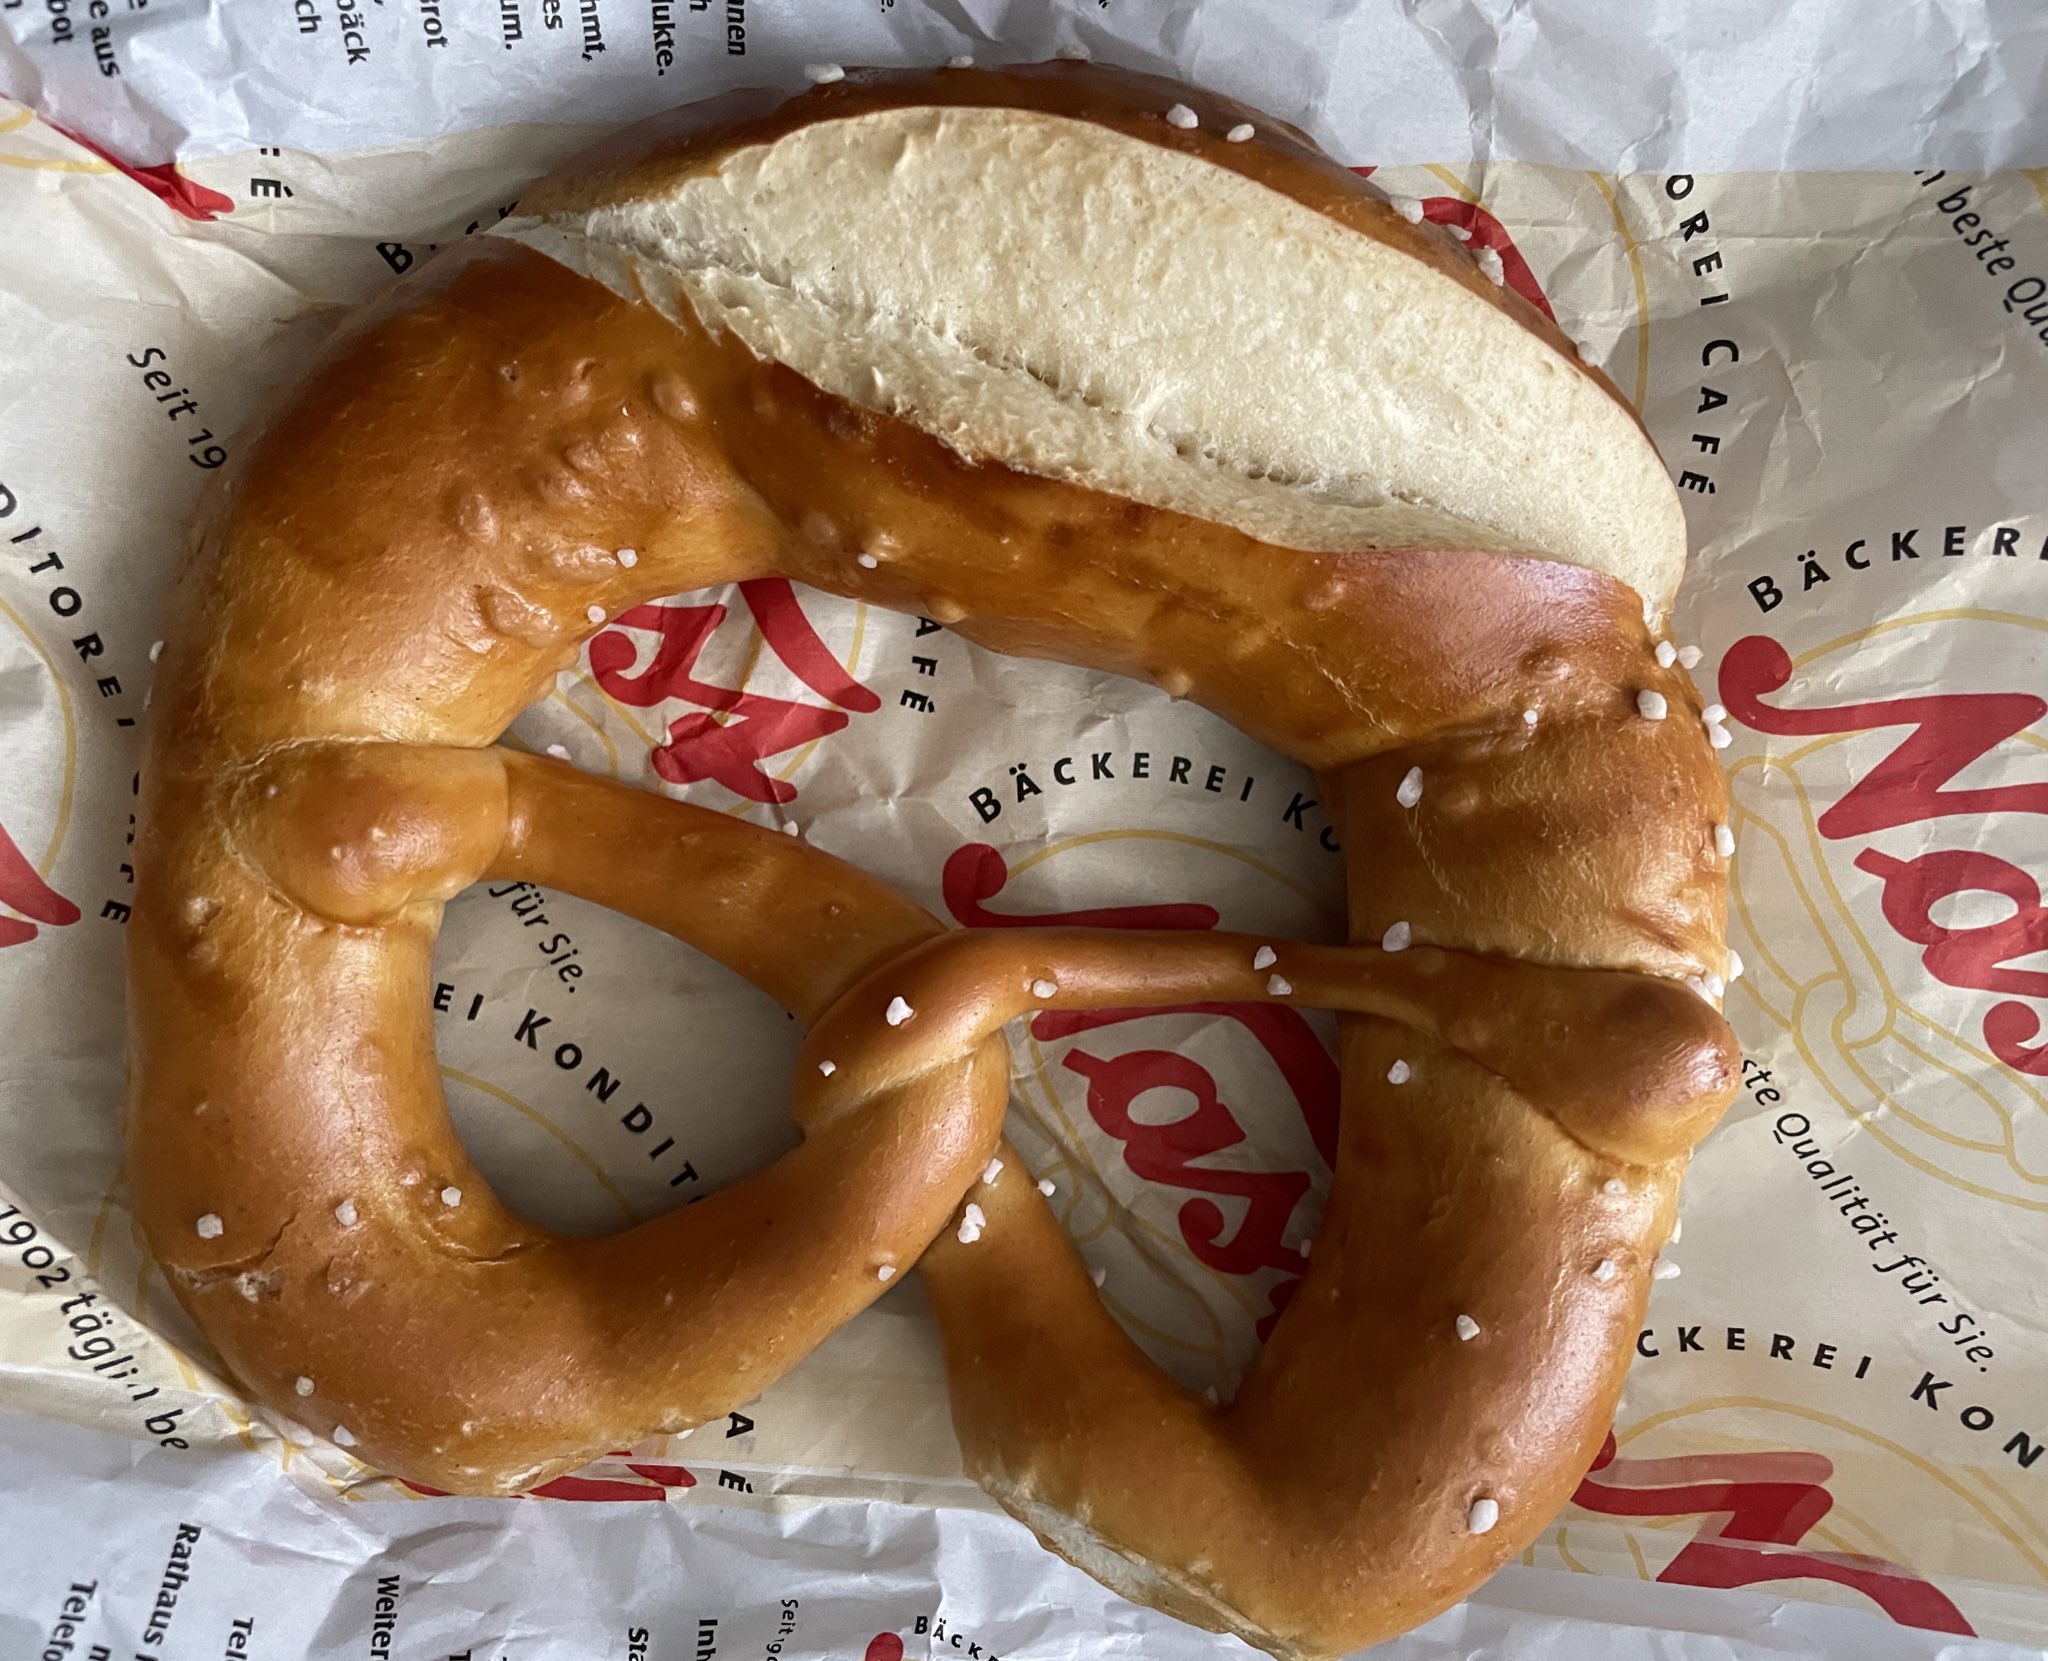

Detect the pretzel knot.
[{"left": 129, "top": 62, "right": 1740, "bottom": 1661}]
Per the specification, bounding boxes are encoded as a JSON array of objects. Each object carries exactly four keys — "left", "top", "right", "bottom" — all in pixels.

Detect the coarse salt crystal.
[
  {"left": 947, "top": 53, "right": 974, "bottom": 68},
  {"left": 1707, "top": 722, "right": 1733, "bottom": 750},
  {"left": 1455, "top": 1315, "right": 1481, "bottom": 1342},
  {"left": 616, "top": 547, "right": 638, "bottom": 567},
  {"left": 1382, "top": 920, "right": 1412, "bottom": 953},
  {"left": 1728, "top": 949, "right": 1745, "bottom": 981},
  {"left": 149, "top": 640, "right": 163, "bottom": 662},
  {"left": 1031, "top": 978, "right": 1059, "bottom": 999},
  {"left": 440, "top": 1186, "right": 462, "bottom": 1207},
  {"left": 546, "top": 744, "right": 570, "bottom": 760},
  {"left": 1678, "top": 645, "right": 1703, "bottom": 669},
  {"left": 885, "top": 996, "right": 914, "bottom": 1027},
  {"left": 1387, "top": 1060, "right": 1412, "bottom": 1085},
  {"left": 1715, "top": 823, "right": 1736, "bottom": 858},
  {"left": 1226, "top": 123, "right": 1255, "bottom": 143},
  {"left": 1475, "top": 246, "right": 1505, "bottom": 284},
  {"left": 1392, "top": 196, "right": 1425, "bottom": 223},
  {"left": 805, "top": 63, "right": 845, "bottom": 83},
  {"left": 295, "top": 1376, "right": 315, "bottom": 1396},
  {"left": 196, "top": 1213, "right": 223, "bottom": 1239},
  {"left": 1655, "top": 641, "right": 1677, "bottom": 668},
  {"left": 1653, "top": 1259, "right": 1682, "bottom": 1280},
  {"left": 1266, "top": 974, "right": 1293, "bottom": 997},
  {"left": 1637, "top": 689, "right": 1668, "bottom": 721},
  {"left": 585, "top": 605, "right": 606, "bottom": 624},
  {"left": 956, "top": 1203, "right": 986, "bottom": 1244},
  {"left": 1467, "top": 1497, "right": 1500, "bottom": 1534},
  {"left": 1252, "top": 946, "right": 1277, "bottom": 970},
  {"left": 334, "top": 1199, "right": 358, "bottom": 1227},
  {"left": 982, "top": 1157, "right": 1004, "bottom": 1187},
  {"left": 1603, "top": 1177, "right": 1627, "bottom": 1197},
  {"left": 1090, "top": 1266, "right": 1108, "bottom": 1287},
  {"left": 1036, "top": 1179, "right": 1056, "bottom": 1197},
  {"left": 1396, "top": 766, "right": 1424, "bottom": 808},
  {"left": 856, "top": 552, "right": 880, "bottom": 569},
  {"left": 333, "top": 1425, "right": 357, "bottom": 1447},
  {"left": 1701, "top": 703, "right": 1728, "bottom": 724},
  {"left": 818, "top": 1059, "right": 837, "bottom": 1077},
  {"left": 877, "top": 1264, "right": 896, "bottom": 1281},
  {"left": 1522, "top": 707, "right": 1539, "bottom": 727},
  {"left": 1165, "top": 103, "right": 1198, "bottom": 129},
  {"left": 1591, "top": 1259, "right": 1619, "bottom": 1283}
]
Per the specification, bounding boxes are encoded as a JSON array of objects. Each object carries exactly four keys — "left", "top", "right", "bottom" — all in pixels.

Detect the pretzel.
[{"left": 128, "top": 62, "right": 1737, "bottom": 1658}]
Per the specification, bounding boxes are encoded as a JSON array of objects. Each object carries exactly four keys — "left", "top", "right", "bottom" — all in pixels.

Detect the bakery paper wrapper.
[{"left": 4, "top": 6, "right": 2048, "bottom": 1657}]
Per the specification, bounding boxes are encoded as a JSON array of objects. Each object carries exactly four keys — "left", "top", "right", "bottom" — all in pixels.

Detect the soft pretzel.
[{"left": 128, "top": 62, "right": 1737, "bottom": 1659}]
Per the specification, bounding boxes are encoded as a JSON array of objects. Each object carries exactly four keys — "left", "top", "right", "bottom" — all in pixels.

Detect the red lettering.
[
  {"left": 942, "top": 843, "right": 1218, "bottom": 932},
  {"left": 1857, "top": 847, "right": 2048, "bottom": 1074},
  {"left": 590, "top": 580, "right": 878, "bottom": 804},
  {"left": 1574, "top": 1433, "right": 1973, "bottom": 1635},
  {"left": 1722, "top": 634, "right": 2048, "bottom": 1074},
  {"left": 1037, "top": 1003, "right": 1338, "bottom": 1170},
  {"left": 942, "top": 841, "right": 1335, "bottom": 1334},
  {"left": 1721, "top": 634, "right": 2048, "bottom": 837},
  {"left": 1067, "top": 1045, "right": 1311, "bottom": 1282},
  {"left": 1419, "top": 198, "right": 1555, "bottom": 320},
  {"left": 404, "top": 1453, "right": 693, "bottom": 1502},
  {"left": 0, "top": 819, "right": 79, "bottom": 949}
]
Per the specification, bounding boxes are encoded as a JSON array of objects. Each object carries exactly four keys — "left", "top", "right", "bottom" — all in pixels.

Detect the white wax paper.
[{"left": 4, "top": 3, "right": 2048, "bottom": 1657}]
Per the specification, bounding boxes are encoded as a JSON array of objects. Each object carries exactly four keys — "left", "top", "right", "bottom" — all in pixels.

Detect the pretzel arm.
[
  {"left": 916, "top": 1000, "right": 1723, "bottom": 1661},
  {"left": 799, "top": 928, "right": 1734, "bottom": 1163},
  {"left": 147, "top": 739, "right": 1006, "bottom": 1493}
]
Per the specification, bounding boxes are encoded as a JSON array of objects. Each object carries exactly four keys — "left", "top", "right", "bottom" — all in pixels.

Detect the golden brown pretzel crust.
[{"left": 129, "top": 63, "right": 1735, "bottom": 1659}]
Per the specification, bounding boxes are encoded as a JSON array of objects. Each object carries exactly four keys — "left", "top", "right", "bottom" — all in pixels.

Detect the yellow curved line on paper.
[
  {"left": 1896, "top": 1002, "right": 2048, "bottom": 1132},
  {"left": 1005, "top": 827, "right": 1335, "bottom": 918},
  {"left": 0, "top": 104, "right": 36, "bottom": 134},
  {"left": 1619, "top": 1395, "right": 2048, "bottom": 1584},
  {"left": 0, "top": 593, "right": 79, "bottom": 881},
  {"left": 1791, "top": 607, "right": 2048, "bottom": 666},
  {"left": 1622, "top": 1529, "right": 1651, "bottom": 1580},
  {"left": 1887, "top": 1027, "right": 2048, "bottom": 1178},
  {"left": 0, "top": 150, "right": 115, "bottom": 174},
  {"left": 545, "top": 686, "right": 621, "bottom": 777},
  {"left": 86, "top": 1168, "right": 126, "bottom": 1281},
  {"left": 1422, "top": 164, "right": 1478, "bottom": 205},
  {"left": 1585, "top": 173, "right": 1653, "bottom": 412},
  {"left": 574, "top": 669, "right": 665, "bottom": 753},
  {"left": 1966, "top": 1466, "right": 2048, "bottom": 1557},
  {"left": 2023, "top": 170, "right": 2047, "bottom": 220},
  {"left": 440, "top": 1067, "right": 640, "bottom": 1226},
  {"left": 1552, "top": 1524, "right": 1593, "bottom": 1575}
]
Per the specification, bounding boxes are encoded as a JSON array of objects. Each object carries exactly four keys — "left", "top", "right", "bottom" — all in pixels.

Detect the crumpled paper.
[{"left": 4, "top": 3, "right": 2048, "bottom": 1656}]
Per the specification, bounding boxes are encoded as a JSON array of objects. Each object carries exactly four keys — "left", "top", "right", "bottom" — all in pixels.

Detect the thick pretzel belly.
[{"left": 130, "top": 63, "right": 1737, "bottom": 1661}]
